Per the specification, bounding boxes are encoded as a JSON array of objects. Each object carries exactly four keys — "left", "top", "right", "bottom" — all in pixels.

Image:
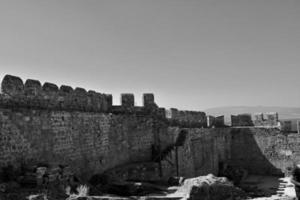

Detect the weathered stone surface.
[
  {"left": 60, "top": 85, "right": 73, "bottom": 93},
  {"left": 1, "top": 74, "right": 297, "bottom": 196},
  {"left": 42, "top": 82, "right": 59, "bottom": 94},
  {"left": 105, "top": 94, "right": 113, "bottom": 110},
  {"left": 231, "top": 114, "right": 253, "bottom": 126},
  {"left": 265, "top": 112, "right": 279, "bottom": 126},
  {"left": 41, "top": 82, "right": 59, "bottom": 109},
  {"left": 173, "top": 174, "right": 246, "bottom": 200},
  {"left": 1, "top": 75, "right": 24, "bottom": 96},
  {"left": 72, "top": 87, "right": 88, "bottom": 111},
  {"left": 121, "top": 93, "right": 134, "bottom": 108},
  {"left": 143, "top": 93, "right": 155, "bottom": 107},
  {"left": 167, "top": 108, "right": 207, "bottom": 128},
  {"left": 0, "top": 108, "right": 159, "bottom": 180},
  {"left": 164, "top": 127, "right": 295, "bottom": 179},
  {"left": 23, "top": 79, "right": 43, "bottom": 108},
  {"left": 24, "top": 79, "right": 42, "bottom": 96},
  {"left": 91, "top": 162, "right": 161, "bottom": 185},
  {"left": 253, "top": 112, "right": 279, "bottom": 127},
  {"left": 207, "top": 115, "right": 225, "bottom": 128},
  {"left": 0, "top": 75, "right": 113, "bottom": 112}
]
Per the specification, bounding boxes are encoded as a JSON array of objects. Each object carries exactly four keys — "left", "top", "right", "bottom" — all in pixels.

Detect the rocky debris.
[
  {"left": 1, "top": 167, "right": 249, "bottom": 200},
  {"left": 170, "top": 174, "right": 247, "bottom": 200},
  {"left": 168, "top": 177, "right": 185, "bottom": 186},
  {"left": 0, "top": 164, "right": 80, "bottom": 200},
  {"left": 90, "top": 162, "right": 161, "bottom": 185},
  {"left": 219, "top": 163, "right": 248, "bottom": 185},
  {"left": 91, "top": 181, "right": 167, "bottom": 197},
  {"left": 0, "top": 181, "right": 20, "bottom": 193}
]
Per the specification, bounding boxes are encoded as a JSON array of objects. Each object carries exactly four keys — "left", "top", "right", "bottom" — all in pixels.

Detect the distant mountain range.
[{"left": 204, "top": 106, "right": 300, "bottom": 122}]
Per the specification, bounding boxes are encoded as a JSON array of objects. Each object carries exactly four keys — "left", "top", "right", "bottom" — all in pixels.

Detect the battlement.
[
  {"left": 230, "top": 112, "right": 279, "bottom": 127},
  {"left": 231, "top": 113, "right": 254, "bottom": 126},
  {"left": 0, "top": 75, "right": 159, "bottom": 114},
  {"left": 207, "top": 115, "right": 226, "bottom": 128},
  {"left": 166, "top": 108, "right": 207, "bottom": 128},
  {"left": 253, "top": 112, "right": 279, "bottom": 127}
]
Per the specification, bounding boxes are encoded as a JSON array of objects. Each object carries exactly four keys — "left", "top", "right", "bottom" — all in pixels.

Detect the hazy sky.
[{"left": 0, "top": 0, "right": 299, "bottom": 110}]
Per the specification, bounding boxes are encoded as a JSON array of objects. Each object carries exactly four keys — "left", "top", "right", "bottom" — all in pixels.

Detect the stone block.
[
  {"left": 1, "top": 75, "right": 24, "bottom": 96},
  {"left": 60, "top": 85, "right": 73, "bottom": 94},
  {"left": 121, "top": 93, "right": 134, "bottom": 108},
  {"left": 72, "top": 87, "right": 88, "bottom": 111},
  {"left": 24, "top": 79, "right": 42, "bottom": 96},
  {"left": 105, "top": 94, "right": 113, "bottom": 110},
  {"left": 143, "top": 93, "right": 154, "bottom": 107},
  {"left": 43, "top": 82, "right": 59, "bottom": 96}
]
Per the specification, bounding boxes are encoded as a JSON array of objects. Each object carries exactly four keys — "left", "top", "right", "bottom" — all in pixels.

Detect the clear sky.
[{"left": 0, "top": 0, "right": 299, "bottom": 110}]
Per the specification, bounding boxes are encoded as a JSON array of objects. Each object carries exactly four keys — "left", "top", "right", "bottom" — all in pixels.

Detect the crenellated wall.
[
  {"left": 166, "top": 108, "right": 207, "bottom": 128},
  {"left": 0, "top": 75, "right": 166, "bottom": 180},
  {"left": 1, "top": 75, "right": 112, "bottom": 112},
  {"left": 1, "top": 74, "right": 300, "bottom": 184}
]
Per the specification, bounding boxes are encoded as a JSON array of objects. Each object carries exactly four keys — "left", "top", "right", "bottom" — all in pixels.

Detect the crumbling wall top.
[
  {"left": 1, "top": 74, "right": 24, "bottom": 96},
  {"left": 0, "top": 74, "right": 112, "bottom": 112},
  {"left": 0, "top": 75, "right": 161, "bottom": 116},
  {"left": 166, "top": 108, "right": 207, "bottom": 128}
]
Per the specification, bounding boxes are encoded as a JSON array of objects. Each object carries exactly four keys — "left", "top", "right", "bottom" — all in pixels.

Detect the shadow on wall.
[{"left": 229, "top": 128, "right": 284, "bottom": 177}]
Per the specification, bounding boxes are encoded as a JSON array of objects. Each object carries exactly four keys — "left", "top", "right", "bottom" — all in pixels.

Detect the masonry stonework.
[
  {"left": 0, "top": 75, "right": 165, "bottom": 181},
  {"left": 1, "top": 74, "right": 300, "bottom": 184}
]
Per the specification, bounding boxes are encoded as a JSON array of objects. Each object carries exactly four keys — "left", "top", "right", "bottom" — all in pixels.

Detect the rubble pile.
[
  {"left": 170, "top": 174, "right": 247, "bottom": 200},
  {"left": 0, "top": 164, "right": 248, "bottom": 200},
  {"left": 0, "top": 164, "right": 79, "bottom": 200},
  {"left": 218, "top": 163, "right": 248, "bottom": 185}
]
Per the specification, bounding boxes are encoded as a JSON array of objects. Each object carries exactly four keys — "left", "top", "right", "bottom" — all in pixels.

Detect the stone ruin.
[{"left": 0, "top": 74, "right": 298, "bottom": 200}]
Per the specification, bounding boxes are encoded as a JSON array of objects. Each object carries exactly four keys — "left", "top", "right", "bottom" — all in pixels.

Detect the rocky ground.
[
  {"left": 0, "top": 164, "right": 297, "bottom": 200},
  {"left": 239, "top": 176, "right": 296, "bottom": 200},
  {"left": 0, "top": 174, "right": 248, "bottom": 200}
]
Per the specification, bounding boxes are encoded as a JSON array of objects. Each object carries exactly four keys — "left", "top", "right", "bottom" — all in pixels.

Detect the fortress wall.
[
  {"left": 0, "top": 75, "right": 164, "bottom": 180},
  {"left": 0, "top": 75, "right": 161, "bottom": 114},
  {"left": 229, "top": 128, "right": 300, "bottom": 175},
  {"left": 169, "top": 128, "right": 232, "bottom": 178},
  {"left": 167, "top": 127, "right": 300, "bottom": 178},
  {"left": 0, "top": 108, "right": 156, "bottom": 179},
  {"left": 166, "top": 108, "right": 207, "bottom": 128},
  {"left": 0, "top": 75, "right": 112, "bottom": 112},
  {"left": 1, "top": 74, "right": 299, "bottom": 182}
]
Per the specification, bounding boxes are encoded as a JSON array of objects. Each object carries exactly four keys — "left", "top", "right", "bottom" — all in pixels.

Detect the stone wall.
[
  {"left": 231, "top": 114, "right": 253, "bottom": 127},
  {"left": 163, "top": 128, "right": 232, "bottom": 178},
  {"left": 253, "top": 112, "right": 279, "bottom": 127},
  {"left": 0, "top": 106, "right": 159, "bottom": 180},
  {"left": 0, "top": 75, "right": 165, "bottom": 180},
  {"left": 1, "top": 75, "right": 112, "bottom": 112},
  {"left": 1, "top": 74, "right": 300, "bottom": 184},
  {"left": 207, "top": 115, "right": 225, "bottom": 128},
  {"left": 166, "top": 127, "right": 300, "bottom": 178},
  {"left": 166, "top": 108, "right": 207, "bottom": 128},
  {"left": 229, "top": 128, "right": 284, "bottom": 175}
]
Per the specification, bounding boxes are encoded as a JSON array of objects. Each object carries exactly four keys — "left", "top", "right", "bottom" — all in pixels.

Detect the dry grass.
[{"left": 66, "top": 185, "right": 89, "bottom": 200}]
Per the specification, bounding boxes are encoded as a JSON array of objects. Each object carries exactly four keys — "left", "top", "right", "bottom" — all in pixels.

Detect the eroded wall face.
[
  {"left": 170, "top": 128, "right": 232, "bottom": 178},
  {"left": 229, "top": 128, "right": 284, "bottom": 175},
  {"left": 230, "top": 128, "right": 300, "bottom": 175},
  {"left": 189, "top": 129, "right": 233, "bottom": 176},
  {"left": 167, "top": 127, "right": 300, "bottom": 178},
  {"left": 0, "top": 108, "right": 155, "bottom": 179}
]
